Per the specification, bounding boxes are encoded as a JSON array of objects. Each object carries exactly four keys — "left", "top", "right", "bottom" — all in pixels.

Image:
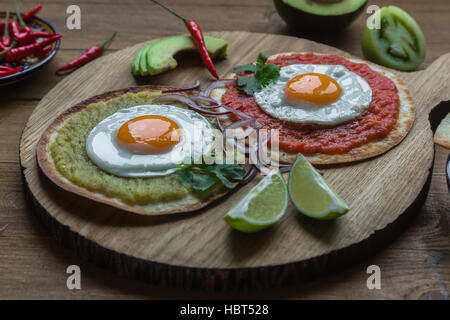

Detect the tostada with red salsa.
[{"left": 211, "top": 52, "right": 415, "bottom": 165}]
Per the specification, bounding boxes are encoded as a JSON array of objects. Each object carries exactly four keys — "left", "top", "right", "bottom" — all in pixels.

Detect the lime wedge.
[
  {"left": 288, "top": 154, "right": 349, "bottom": 219},
  {"left": 223, "top": 170, "right": 288, "bottom": 233}
]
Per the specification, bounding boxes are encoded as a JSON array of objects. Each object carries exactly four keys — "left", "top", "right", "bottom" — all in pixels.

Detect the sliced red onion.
[
  {"left": 154, "top": 82, "right": 292, "bottom": 177},
  {"left": 225, "top": 118, "right": 255, "bottom": 130},
  {"left": 152, "top": 94, "right": 232, "bottom": 116},
  {"left": 222, "top": 104, "right": 252, "bottom": 119},
  {"left": 279, "top": 165, "right": 292, "bottom": 173},
  {"left": 221, "top": 105, "right": 263, "bottom": 129},
  {"left": 260, "top": 130, "right": 272, "bottom": 147},
  {"left": 160, "top": 100, "right": 178, "bottom": 105},
  {"left": 246, "top": 129, "right": 289, "bottom": 175},
  {"left": 162, "top": 80, "right": 200, "bottom": 93},
  {"left": 217, "top": 119, "right": 225, "bottom": 132},
  {"left": 235, "top": 141, "right": 249, "bottom": 155},
  {"left": 152, "top": 94, "right": 194, "bottom": 105},
  {"left": 202, "top": 79, "right": 235, "bottom": 97},
  {"left": 252, "top": 162, "right": 277, "bottom": 176},
  {"left": 255, "top": 122, "right": 263, "bottom": 129},
  {"left": 187, "top": 107, "right": 232, "bottom": 116},
  {"left": 224, "top": 137, "right": 236, "bottom": 153},
  {"left": 257, "top": 130, "right": 273, "bottom": 166},
  {"left": 232, "top": 127, "right": 255, "bottom": 140},
  {"left": 241, "top": 166, "right": 257, "bottom": 185},
  {"left": 190, "top": 95, "right": 219, "bottom": 108},
  {"left": 239, "top": 127, "right": 255, "bottom": 140},
  {"left": 248, "top": 130, "right": 260, "bottom": 165},
  {"left": 222, "top": 137, "right": 250, "bottom": 160},
  {"left": 252, "top": 157, "right": 288, "bottom": 175},
  {"left": 221, "top": 137, "right": 237, "bottom": 156}
]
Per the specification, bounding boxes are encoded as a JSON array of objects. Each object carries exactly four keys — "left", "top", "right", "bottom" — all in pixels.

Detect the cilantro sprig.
[
  {"left": 177, "top": 160, "right": 246, "bottom": 192},
  {"left": 232, "top": 53, "right": 280, "bottom": 95}
]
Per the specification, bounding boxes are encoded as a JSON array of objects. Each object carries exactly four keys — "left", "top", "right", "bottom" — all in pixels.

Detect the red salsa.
[{"left": 222, "top": 53, "right": 400, "bottom": 155}]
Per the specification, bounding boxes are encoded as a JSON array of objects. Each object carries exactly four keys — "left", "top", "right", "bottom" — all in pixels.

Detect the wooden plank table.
[{"left": 0, "top": 0, "right": 448, "bottom": 299}]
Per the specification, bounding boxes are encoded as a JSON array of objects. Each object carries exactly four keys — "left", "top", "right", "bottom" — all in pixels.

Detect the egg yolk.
[
  {"left": 284, "top": 73, "right": 342, "bottom": 106},
  {"left": 116, "top": 115, "right": 180, "bottom": 154}
]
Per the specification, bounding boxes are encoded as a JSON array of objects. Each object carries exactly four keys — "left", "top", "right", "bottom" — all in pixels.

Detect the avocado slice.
[
  {"left": 274, "top": 0, "right": 367, "bottom": 32},
  {"left": 132, "top": 35, "right": 228, "bottom": 76}
]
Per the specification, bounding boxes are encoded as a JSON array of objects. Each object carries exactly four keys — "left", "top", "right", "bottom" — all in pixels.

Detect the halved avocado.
[
  {"left": 132, "top": 35, "right": 228, "bottom": 76},
  {"left": 274, "top": 0, "right": 368, "bottom": 32}
]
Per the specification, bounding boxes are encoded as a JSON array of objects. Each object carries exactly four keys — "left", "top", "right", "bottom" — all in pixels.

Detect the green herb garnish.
[
  {"left": 177, "top": 160, "right": 246, "bottom": 192},
  {"left": 232, "top": 53, "right": 280, "bottom": 95}
]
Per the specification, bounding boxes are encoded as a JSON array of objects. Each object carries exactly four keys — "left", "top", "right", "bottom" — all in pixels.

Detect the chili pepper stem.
[
  {"left": 56, "top": 32, "right": 116, "bottom": 75},
  {"left": 99, "top": 31, "right": 117, "bottom": 50},
  {"left": 3, "top": 12, "right": 9, "bottom": 38},
  {"left": 149, "top": 0, "right": 190, "bottom": 24},
  {"left": 0, "top": 40, "right": 17, "bottom": 55},
  {"left": 13, "top": 0, "right": 27, "bottom": 28},
  {"left": 148, "top": 0, "right": 220, "bottom": 79}
]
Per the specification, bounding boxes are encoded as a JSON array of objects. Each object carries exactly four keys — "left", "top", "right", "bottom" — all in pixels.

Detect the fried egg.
[
  {"left": 254, "top": 64, "right": 372, "bottom": 125},
  {"left": 86, "top": 105, "right": 214, "bottom": 177}
]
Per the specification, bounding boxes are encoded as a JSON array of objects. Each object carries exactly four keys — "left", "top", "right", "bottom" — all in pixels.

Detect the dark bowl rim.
[{"left": 0, "top": 11, "right": 60, "bottom": 83}]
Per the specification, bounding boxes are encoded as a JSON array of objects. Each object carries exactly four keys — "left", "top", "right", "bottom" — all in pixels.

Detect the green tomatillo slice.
[{"left": 362, "top": 6, "right": 426, "bottom": 71}]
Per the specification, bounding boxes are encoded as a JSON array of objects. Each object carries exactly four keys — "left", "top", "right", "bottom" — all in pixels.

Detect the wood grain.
[
  {"left": 18, "top": 31, "right": 448, "bottom": 290},
  {"left": 0, "top": 0, "right": 448, "bottom": 299}
]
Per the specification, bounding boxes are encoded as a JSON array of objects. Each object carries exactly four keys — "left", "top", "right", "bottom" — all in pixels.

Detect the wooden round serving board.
[{"left": 20, "top": 32, "right": 450, "bottom": 290}]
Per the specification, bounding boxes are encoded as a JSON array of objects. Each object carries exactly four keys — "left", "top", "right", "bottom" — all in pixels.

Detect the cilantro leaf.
[
  {"left": 205, "top": 164, "right": 246, "bottom": 189},
  {"left": 255, "top": 63, "right": 280, "bottom": 87},
  {"left": 214, "top": 164, "right": 246, "bottom": 180},
  {"left": 236, "top": 76, "right": 260, "bottom": 95},
  {"left": 206, "top": 167, "right": 233, "bottom": 189},
  {"left": 177, "top": 160, "right": 246, "bottom": 192},
  {"left": 232, "top": 63, "right": 257, "bottom": 73},
  {"left": 177, "top": 168, "right": 216, "bottom": 191},
  {"left": 256, "top": 53, "right": 268, "bottom": 67},
  {"left": 233, "top": 52, "right": 280, "bottom": 95}
]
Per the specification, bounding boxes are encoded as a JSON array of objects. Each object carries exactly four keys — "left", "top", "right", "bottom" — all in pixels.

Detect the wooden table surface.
[{"left": 0, "top": 0, "right": 448, "bottom": 299}]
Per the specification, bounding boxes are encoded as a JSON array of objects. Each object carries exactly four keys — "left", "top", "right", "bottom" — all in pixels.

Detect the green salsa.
[{"left": 50, "top": 91, "right": 192, "bottom": 205}]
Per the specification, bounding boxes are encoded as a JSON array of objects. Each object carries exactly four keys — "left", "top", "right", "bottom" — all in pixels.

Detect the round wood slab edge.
[{"left": 20, "top": 161, "right": 432, "bottom": 290}]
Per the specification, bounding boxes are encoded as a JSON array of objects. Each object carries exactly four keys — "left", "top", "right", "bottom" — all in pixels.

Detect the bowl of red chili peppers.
[{"left": 0, "top": 2, "right": 61, "bottom": 85}]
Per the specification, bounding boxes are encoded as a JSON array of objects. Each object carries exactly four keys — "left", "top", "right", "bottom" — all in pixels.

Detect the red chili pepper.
[
  {"left": 0, "top": 65, "right": 15, "bottom": 71},
  {"left": 12, "top": 0, "right": 34, "bottom": 46},
  {"left": 10, "top": 18, "right": 33, "bottom": 45},
  {"left": 0, "top": 13, "right": 12, "bottom": 51},
  {"left": 56, "top": 32, "right": 117, "bottom": 75},
  {"left": 1, "top": 3, "right": 43, "bottom": 33},
  {"left": 185, "top": 21, "right": 219, "bottom": 79},
  {"left": 0, "top": 40, "right": 15, "bottom": 56},
  {"left": 36, "top": 44, "right": 52, "bottom": 57},
  {"left": 149, "top": 0, "right": 220, "bottom": 79},
  {"left": 22, "top": 3, "right": 43, "bottom": 22},
  {"left": 28, "top": 31, "right": 53, "bottom": 39},
  {"left": 0, "top": 65, "right": 22, "bottom": 77},
  {"left": 10, "top": 20, "right": 22, "bottom": 39},
  {"left": 3, "top": 33, "right": 61, "bottom": 62}
]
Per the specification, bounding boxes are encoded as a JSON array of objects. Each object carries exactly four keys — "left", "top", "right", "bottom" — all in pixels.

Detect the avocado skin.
[{"left": 274, "top": 0, "right": 367, "bottom": 32}]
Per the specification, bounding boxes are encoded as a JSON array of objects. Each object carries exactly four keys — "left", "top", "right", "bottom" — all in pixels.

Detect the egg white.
[
  {"left": 86, "top": 105, "right": 214, "bottom": 177},
  {"left": 254, "top": 64, "right": 372, "bottom": 125}
]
